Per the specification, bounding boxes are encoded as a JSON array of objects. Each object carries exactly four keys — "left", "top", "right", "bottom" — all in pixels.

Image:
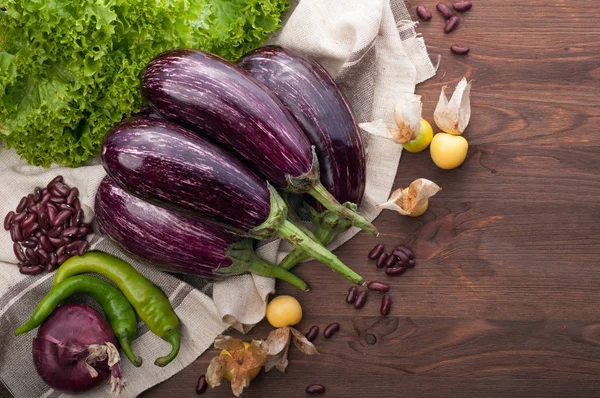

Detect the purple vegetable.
[
  {"left": 95, "top": 176, "right": 308, "bottom": 289},
  {"left": 101, "top": 118, "right": 364, "bottom": 285},
  {"left": 32, "top": 304, "right": 124, "bottom": 394},
  {"left": 238, "top": 46, "right": 366, "bottom": 208},
  {"left": 141, "top": 49, "right": 376, "bottom": 235}
]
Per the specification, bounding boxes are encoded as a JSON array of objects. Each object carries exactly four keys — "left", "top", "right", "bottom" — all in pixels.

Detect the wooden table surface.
[
  {"left": 147, "top": 0, "right": 600, "bottom": 397},
  {"left": 2, "top": 1, "right": 598, "bottom": 397}
]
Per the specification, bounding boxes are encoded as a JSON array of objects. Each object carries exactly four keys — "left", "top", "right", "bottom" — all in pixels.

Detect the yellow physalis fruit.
[
  {"left": 266, "top": 295, "right": 303, "bottom": 328},
  {"left": 430, "top": 133, "right": 469, "bottom": 170},
  {"left": 378, "top": 178, "right": 441, "bottom": 217},
  {"left": 402, "top": 119, "right": 434, "bottom": 153}
]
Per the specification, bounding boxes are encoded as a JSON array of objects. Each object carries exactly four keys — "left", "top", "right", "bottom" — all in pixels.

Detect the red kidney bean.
[
  {"left": 54, "top": 182, "right": 71, "bottom": 197},
  {"left": 386, "top": 267, "right": 406, "bottom": 276},
  {"left": 33, "top": 202, "right": 45, "bottom": 214},
  {"left": 416, "top": 5, "right": 433, "bottom": 20},
  {"left": 26, "top": 248, "right": 38, "bottom": 266},
  {"left": 65, "top": 240, "right": 82, "bottom": 252},
  {"left": 59, "top": 203, "right": 75, "bottom": 213},
  {"left": 385, "top": 254, "right": 397, "bottom": 268},
  {"left": 4, "top": 211, "right": 15, "bottom": 230},
  {"left": 21, "top": 213, "right": 37, "bottom": 229},
  {"left": 395, "top": 245, "right": 415, "bottom": 259},
  {"left": 381, "top": 294, "right": 391, "bottom": 316},
  {"left": 76, "top": 240, "right": 89, "bottom": 256},
  {"left": 453, "top": 1, "right": 472, "bottom": 11},
  {"left": 39, "top": 235, "right": 54, "bottom": 252},
  {"left": 48, "top": 175, "right": 63, "bottom": 188},
  {"left": 195, "top": 375, "right": 207, "bottom": 395},
  {"left": 376, "top": 252, "right": 389, "bottom": 268},
  {"left": 305, "top": 325, "right": 319, "bottom": 342},
  {"left": 36, "top": 231, "right": 43, "bottom": 238},
  {"left": 354, "top": 290, "right": 368, "bottom": 309},
  {"left": 13, "top": 212, "right": 27, "bottom": 223},
  {"left": 46, "top": 205, "right": 57, "bottom": 224},
  {"left": 80, "top": 223, "right": 91, "bottom": 234},
  {"left": 49, "top": 236, "right": 65, "bottom": 247},
  {"left": 18, "top": 261, "right": 30, "bottom": 268},
  {"left": 52, "top": 210, "right": 71, "bottom": 227},
  {"left": 48, "top": 253, "right": 58, "bottom": 270},
  {"left": 40, "top": 192, "right": 51, "bottom": 204},
  {"left": 16, "top": 196, "right": 28, "bottom": 213},
  {"left": 42, "top": 187, "right": 48, "bottom": 195},
  {"left": 323, "top": 323, "right": 340, "bottom": 338},
  {"left": 22, "top": 223, "right": 39, "bottom": 239},
  {"left": 33, "top": 186, "right": 42, "bottom": 202},
  {"left": 48, "top": 225, "right": 63, "bottom": 238},
  {"left": 445, "top": 15, "right": 460, "bottom": 32},
  {"left": 20, "top": 266, "right": 43, "bottom": 275},
  {"left": 306, "top": 384, "right": 326, "bottom": 395},
  {"left": 368, "top": 243, "right": 384, "bottom": 260},
  {"left": 436, "top": 3, "right": 454, "bottom": 18},
  {"left": 13, "top": 242, "right": 26, "bottom": 262},
  {"left": 36, "top": 248, "right": 50, "bottom": 265},
  {"left": 57, "top": 253, "right": 72, "bottom": 265},
  {"left": 451, "top": 44, "right": 470, "bottom": 55},
  {"left": 392, "top": 248, "right": 410, "bottom": 265},
  {"left": 367, "top": 281, "right": 390, "bottom": 293},
  {"left": 11, "top": 223, "right": 23, "bottom": 242},
  {"left": 50, "top": 195, "right": 67, "bottom": 204},
  {"left": 66, "top": 187, "right": 79, "bottom": 205},
  {"left": 38, "top": 211, "right": 49, "bottom": 230},
  {"left": 406, "top": 259, "right": 416, "bottom": 268},
  {"left": 21, "top": 238, "right": 37, "bottom": 248},
  {"left": 62, "top": 226, "right": 79, "bottom": 238},
  {"left": 56, "top": 246, "right": 67, "bottom": 257},
  {"left": 74, "top": 209, "right": 84, "bottom": 227},
  {"left": 346, "top": 286, "right": 359, "bottom": 304},
  {"left": 73, "top": 198, "right": 81, "bottom": 211}
]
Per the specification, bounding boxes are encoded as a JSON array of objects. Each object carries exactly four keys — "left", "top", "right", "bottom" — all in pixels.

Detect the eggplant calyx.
[
  {"left": 247, "top": 184, "right": 289, "bottom": 240},
  {"left": 285, "top": 146, "right": 320, "bottom": 193}
]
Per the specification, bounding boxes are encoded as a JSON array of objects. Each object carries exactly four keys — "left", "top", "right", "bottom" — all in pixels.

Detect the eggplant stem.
[
  {"left": 247, "top": 259, "right": 309, "bottom": 291},
  {"left": 307, "top": 182, "right": 378, "bottom": 236},
  {"left": 154, "top": 329, "right": 180, "bottom": 367},
  {"left": 277, "top": 219, "right": 364, "bottom": 286}
]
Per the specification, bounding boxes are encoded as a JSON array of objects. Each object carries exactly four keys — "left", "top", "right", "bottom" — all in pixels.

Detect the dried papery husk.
[
  {"left": 434, "top": 77, "right": 472, "bottom": 135},
  {"left": 206, "top": 335, "right": 268, "bottom": 397},
  {"left": 359, "top": 94, "right": 423, "bottom": 144},
  {"left": 264, "top": 326, "right": 318, "bottom": 373},
  {"left": 85, "top": 342, "right": 125, "bottom": 396},
  {"left": 378, "top": 178, "right": 441, "bottom": 216}
]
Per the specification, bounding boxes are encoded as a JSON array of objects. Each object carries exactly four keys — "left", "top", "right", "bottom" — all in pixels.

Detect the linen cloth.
[{"left": 0, "top": 0, "right": 434, "bottom": 396}]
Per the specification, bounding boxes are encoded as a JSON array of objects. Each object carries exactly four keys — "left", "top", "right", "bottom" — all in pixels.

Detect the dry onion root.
[{"left": 378, "top": 179, "right": 442, "bottom": 217}]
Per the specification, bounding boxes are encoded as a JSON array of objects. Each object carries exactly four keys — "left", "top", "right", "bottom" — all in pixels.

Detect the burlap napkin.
[{"left": 0, "top": 1, "right": 434, "bottom": 396}]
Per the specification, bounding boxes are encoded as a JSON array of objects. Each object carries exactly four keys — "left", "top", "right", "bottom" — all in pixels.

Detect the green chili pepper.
[
  {"left": 14, "top": 275, "right": 141, "bottom": 367},
  {"left": 53, "top": 251, "right": 180, "bottom": 367}
]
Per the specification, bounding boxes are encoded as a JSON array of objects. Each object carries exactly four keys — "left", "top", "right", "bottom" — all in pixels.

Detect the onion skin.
[
  {"left": 32, "top": 304, "right": 117, "bottom": 394},
  {"left": 238, "top": 46, "right": 366, "bottom": 208}
]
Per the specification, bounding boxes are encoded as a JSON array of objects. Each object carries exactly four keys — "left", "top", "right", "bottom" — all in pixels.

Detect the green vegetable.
[
  {"left": 14, "top": 275, "right": 141, "bottom": 367},
  {"left": 0, "top": 0, "right": 289, "bottom": 167},
  {"left": 54, "top": 251, "right": 181, "bottom": 367}
]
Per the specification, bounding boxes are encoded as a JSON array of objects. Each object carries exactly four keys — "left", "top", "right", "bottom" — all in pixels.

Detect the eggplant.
[
  {"left": 101, "top": 117, "right": 365, "bottom": 285},
  {"left": 141, "top": 49, "right": 376, "bottom": 236},
  {"left": 95, "top": 176, "right": 307, "bottom": 290},
  {"left": 238, "top": 45, "right": 366, "bottom": 208}
]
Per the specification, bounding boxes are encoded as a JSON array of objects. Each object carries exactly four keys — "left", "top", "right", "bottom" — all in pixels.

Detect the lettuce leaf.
[{"left": 0, "top": 0, "right": 289, "bottom": 167}]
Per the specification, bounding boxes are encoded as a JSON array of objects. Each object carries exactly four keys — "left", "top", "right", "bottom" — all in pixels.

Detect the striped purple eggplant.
[
  {"left": 141, "top": 48, "right": 377, "bottom": 236},
  {"left": 101, "top": 116, "right": 365, "bottom": 285},
  {"left": 238, "top": 45, "right": 366, "bottom": 208},
  {"left": 95, "top": 176, "right": 308, "bottom": 289}
]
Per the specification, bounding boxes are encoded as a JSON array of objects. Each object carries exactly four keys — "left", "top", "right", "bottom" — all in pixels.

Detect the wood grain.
[{"left": 3, "top": 0, "right": 599, "bottom": 397}]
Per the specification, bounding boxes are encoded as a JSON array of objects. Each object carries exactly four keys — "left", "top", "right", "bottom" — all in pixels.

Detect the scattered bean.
[
  {"left": 21, "top": 213, "right": 37, "bottom": 229},
  {"left": 306, "top": 384, "right": 326, "bottom": 395},
  {"left": 376, "top": 252, "right": 389, "bottom": 268},
  {"left": 323, "top": 323, "right": 340, "bottom": 338},
  {"left": 354, "top": 290, "right": 368, "bottom": 309},
  {"left": 436, "top": 3, "right": 454, "bottom": 19},
  {"left": 453, "top": 1, "right": 472, "bottom": 12},
  {"left": 33, "top": 187, "right": 42, "bottom": 202},
  {"left": 18, "top": 261, "right": 31, "bottom": 268},
  {"left": 40, "top": 192, "right": 51, "bottom": 204},
  {"left": 36, "top": 249, "right": 50, "bottom": 265},
  {"left": 56, "top": 246, "right": 67, "bottom": 257},
  {"left": 13, "top": 212, "right": 27, "bottom": 223},
  {"left": 346, "top": 286, "right": 359, "bottom": 304},
  {"left": 395, "top": 245, "right": 415, "bottom": 259},
  {"left": 77, "top": 241, "right": 89, "bottom": 256},
  {"left": 26, "top": 248, "right": 39, "bottom": 266},
  {"left": 57, "top": 253, "right": 73, "bottom": 265},
  {"left": 451, "top": 44, "right": 470, "bottom": 55},
  {"left": 52, "top": 210, "right": 71, "bottom": 227},
  {"left": 195, "top": 375, "right": 208, "bottom": 395},
  {"left": 49, "top": 195, "right": 67, "bottom": 204},
  {"left": 13, "top": 242, "right": 26, "bottom": 262},
  {"left": 16, "top": 197, "right": 28, "bottom": 213},
  {"left": 367, "top": 281, "right": 390, "bottom": 293},
  {"left": 22, "top": 223, "right": 40, "bottom": 239},
  {"left": 47, "top": 175, "right": 63, "bottom": 188},
  {"left": 11, "top": 223, "right": 23, "bottom": 242},
  {"left": 406, "top": 259, "right": 416, "bottom": 268},
  {"left": 74, "top": 209, "right": 84, "bottom": 226},
  {"left": 20, "top": 266, "right": 43, "bottom": 275},
  {"left": 4, "top": 211, "right": 15, "bottom": 230},
  {"left": 62, "top": 226, "right": 79, "bottom": 238},
  {"left": 67, "top": 188, "right": 79, "bottom": 205},
  {"left": 73, "top": 198, "right": 81, "bottom": 211},
  {"left": 416, "top": 5, "right": 433, "bottom": 20},
  {"left": 445, "top": 15, "right": 460, "bottom": 33},
  {"left": 386, "top": 267, "right": 406, "bottom": 276},
  {"left": 380, "top": 294, "right": 392, "bottom": 316},
  {"left": 38, "top": 211, "right": 50, "bottom": 230},
  {"left": 368, "top": 243, "right": 384, "bottom": 260},
  {"left": 21, "top": 239, "right": 37, "bottom": 248},
  {"left": 305, "top": 325, "right": 319, "bottom": 342},
  {"left": 385, "top": 254, "right": 397, "bottom": 268},
  {"left": 49, "top": 236, "right": 65, "bottom": 247},
  {"left": 59, "top": 203, "right": 75, "bottom": 212},
  {"left": 48, "top": 226, "right": 63, "bottom": 238},
  {"left": 392, "top": 248, "right": 410, "bottom": 265}
]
